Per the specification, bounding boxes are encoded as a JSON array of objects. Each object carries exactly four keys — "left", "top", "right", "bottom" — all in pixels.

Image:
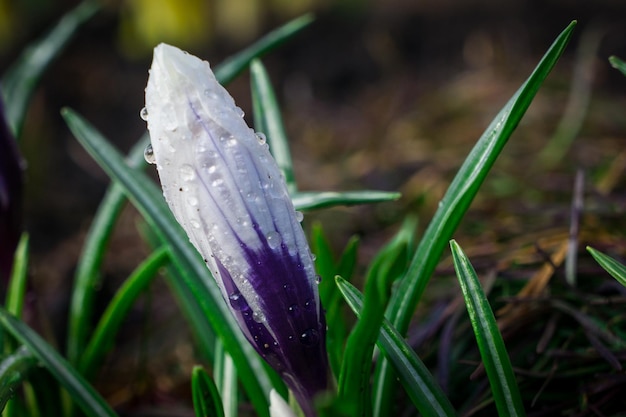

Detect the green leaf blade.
[
  {"left": 0, "top": 308, "right": 118, "bottom": 417},
  {"left": 609, "top": 56, "right": 626, "bottom": 76},
  {"left": 192, "top": 366, "right": 225, "bottom": 417},
  {"left": 214, "top": 14, "right": 314, "bottom": 85},
  {"left": 335, "top": 278, "right": 456, "bottom": 417},
  {"left": 79, "top": 248, "right": 169, "bottom": 379},
  {"left": 587, "top": 246, "right": 626, "bottom": 287},
  {"left": 292, "top": 191, "right": 401, "bottom": 211},
  {"left": 450, "top": 240, "right": 525, "bottom": 417},
  {"left": 250, "top": 59, "right": 297, "bottom": 193},
  {"left": 1, "top": 0, "right": 100, "bottom": 138}
]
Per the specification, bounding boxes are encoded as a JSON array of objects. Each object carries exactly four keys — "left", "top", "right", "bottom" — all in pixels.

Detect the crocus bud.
[
  {"left": 144, "top": 44, "right": 328, "bottom": 414},
  {"left": 0, "top": 93, "right": 23, "bottom": 281}
]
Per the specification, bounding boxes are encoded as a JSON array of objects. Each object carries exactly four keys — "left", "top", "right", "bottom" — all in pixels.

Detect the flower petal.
[{"left": 145, "top": 44, "right": 328, "bottom": 411}]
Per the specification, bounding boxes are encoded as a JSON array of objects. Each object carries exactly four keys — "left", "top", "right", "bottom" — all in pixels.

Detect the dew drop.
[
  {"left": 256, "top": 132, "right": 267, "bottom": 144},
  {"left": 311, "top": 253, "right": 317, "bottom": 261},
  {"left": 295, "top": 211, "right": 304, "bottom": 222},
  {"left": 235, "top": 106, "right": 245, "bottom": 118},
  {"left": 143, "top": 144, "right": 156, "bottom": 164},
  {"left": 252, "top": 311, "right": 266, "bottom": 323},
  {"left": 266, "top": 231, "right": 282, "bottom": 249},
  {"left": 189, "top": 219, "right": 200, "bottom": 229},
  {"left": 180, "top": 165, "right": 195, "bottom": 181},
  {"left": 315, "top": 274, "right": 322, "bottom": 284},
  {"left": 188, "top": 196, "right": 199, "bottom": 206},
  {"left": 304, "top": 299, "right": 314, "bottom": 310},
  {"left": 139, "top": 107, "right": 148, "bottom": 121},
  {"left": 229, "top": 292, "right": 247, "bottom": 310},
  {"left": 299, "top": 328, "right": 319, "bottom": 346},
  {"left": 287, "top": 304, "right": 299, "bottom": 315}
]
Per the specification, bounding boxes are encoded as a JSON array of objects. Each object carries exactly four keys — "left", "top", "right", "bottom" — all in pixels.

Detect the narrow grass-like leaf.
[
  {"left": 0, "top": 346, "right": 38, "bottom": 412},
  {"left": 0, "top": 308, "right": 117, "bottom": 417},
  {"left": 588, "top": 246, "right": 626, "bottom": 287},
  {"left": 374, "top": 21, "right": 576, "bottom": 417},
  {"left": 337, "top": 219, "right": 415, "bottom": 417},
  {"left": 214, "top": 340, "right": 238, "bottom": 417},
  {"left": 450, "top": 240, "right": 525, "bottom": 417},
  {"left": 62, "top": 108, "right": 279, "bottom": 417},
  {"left": 5, "top": 234, "right": 29, "bottom": 319},
  {"left": 3, "top": 234, "right": 29, "bottom": 353},
  {"left": 292, "top": 191, "right": 401, "bottom": 211},
  {"left": 335, "top": 278, "right": 455, "bottom": 417},
  {"left": 214, "top": 14, "right": 314, "bottom": 85},
  {"left": 609, "top": 56, "right": 626, "bottom": 76},
  {"left": 192, "top": 366, "right": 225, "bottom": 417},
  {"left": 67, "top": 134, "right": 149, "bottom": 366},
  {"left": 1, "top": 0, "right": 99, "bottom": 138},
  {"left": 79, "top": 247, "right": 169, "bottom": 379},
  {"left": 311, "top": 224, "right": 343, "bottom": 378},
  {"left": 250, "top": 59, "right": 296, "bottom": 193}
]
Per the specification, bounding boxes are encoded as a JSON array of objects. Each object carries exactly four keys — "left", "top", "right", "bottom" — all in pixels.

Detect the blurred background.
[{"left": 1, "top": 0, "right": 626, "bottom": 414}]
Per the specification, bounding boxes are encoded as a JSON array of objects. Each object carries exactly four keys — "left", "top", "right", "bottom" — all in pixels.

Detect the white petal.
[{"left": 269, "top": 389, "right": 297, "bottom": 417}]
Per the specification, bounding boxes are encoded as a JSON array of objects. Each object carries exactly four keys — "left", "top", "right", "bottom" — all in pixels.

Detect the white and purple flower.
[{"left": 144, "top": 44, "right": 328, "bottom": 413}]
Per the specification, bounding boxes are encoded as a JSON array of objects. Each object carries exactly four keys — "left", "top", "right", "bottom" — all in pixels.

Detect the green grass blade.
[
  {"left": 1, "top": 0, "right": 100, "bottom": 138},
  {"left": 62, "top": 108, "right": 279, "bottom": 417},
  {"left": 335, "top": 278, "right": 456, "bottom": 417},
  {"left": 0, "top": 308, "right": 118, "bottom": 417},
  {"left": 609, "top": 56, "right": 626, "bottom": 76},
  {"left": 374, "top": 21, "right": 576, "bottom": 417},
  {"left": 0, "top": 346, "right": 38, "bottom": 412},
  {"left": 192, "top": 366, "right": 225, "bottom": 417},
  {"left": 587, "top": 246, "right": 626, "bottom": 287},
  {"left": 311, "top": 224, "right": 343, "bottom": 379},
  {"left": 3, "top": 233, "right": 30, "bottom": 354},
  {"left": 214, "top": 340, "right": 238, "bottom": 417},
  {"left": 292, "top": 191, "right": 401, "bottom": 211},
  {"left": 79, "top": 247, "right": 169, "bottom": 379},
  {"left": 450, "top": 240, "right": 525, "bottom": 417},
  {"left": 250, "top": 59, "right": 296, "bottom": 193},
  {"left": 5, "top": 234, "right": 29, "bottom": 319},
  {"left": 337, "top": 218, "right": 416, "bottom": 417},
  {"left": 213, "top": 14, "right": 314, "bottom": 85},
  {"left": 67, "top": 134, "right": 149, "bottom": 366}
]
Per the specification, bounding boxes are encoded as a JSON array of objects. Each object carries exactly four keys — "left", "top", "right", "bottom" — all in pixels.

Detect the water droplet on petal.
[
  {"left": 180, "top": 165, "right": 195, "bottom": 181},
  {"left": 315, "top": 274, "right": 322, "bottom": 284},
  {"left": 256, "top": 132, "right": 267, "bottom": 144},
  {"left": 287, "top": 304, "right": 299, "bottom": 315},
  {"left": 189, "top": 219, "right": 200, "bottom": 229},
  {"left": 299, "top": 328, "right": 319, "bottom": 346},
  {"left": 143, "top": 144, "right": 156, "bottom": 164},
  {"left": 252, "top": 311, "right": 266, "bottom": 323},
  {"left": 235, "top": 106, "right": 245, "bottom": 118},
  {"left": 295, "top": 211, "right": 304, "bottom": 222},
  {"left": 266, "top": 231, "right": 282, "bottom": 249},
  {"left": 140, "top": 107, "right": 148, "bottom": 121},
  {"left": 229, "top": 292, "right": 247, "bottom": 310}
]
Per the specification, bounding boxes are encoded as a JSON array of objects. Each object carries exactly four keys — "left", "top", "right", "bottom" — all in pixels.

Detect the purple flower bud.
[
  {"left": 144, "top": 44, "right": 328, "bottom": 413},
  {"left": 0, "top": 94, "right": 24, "bottom": 281}
]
